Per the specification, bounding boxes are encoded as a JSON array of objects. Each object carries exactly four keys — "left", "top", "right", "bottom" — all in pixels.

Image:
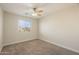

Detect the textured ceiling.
[{"left": 0, "top": 3, "right": 76, "bottom": 18}]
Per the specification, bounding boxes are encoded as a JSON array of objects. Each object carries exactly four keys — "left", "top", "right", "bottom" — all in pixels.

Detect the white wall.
[
  {"left": 0, "top": 8, "right": 3, "bottom": 52},
  {"left": 39, "top": 5, "right": 79, "bottom": 53},
  {"left": 3, "top": 12, "right": 38, "bottom": 46}
]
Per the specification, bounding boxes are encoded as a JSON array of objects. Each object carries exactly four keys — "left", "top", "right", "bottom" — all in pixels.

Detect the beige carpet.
[{"left": 0, "top": 39, "right": 79, "bottom": 55}]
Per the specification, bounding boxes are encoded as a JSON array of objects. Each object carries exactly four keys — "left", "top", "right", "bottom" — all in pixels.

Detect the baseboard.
[
  {"left": 41, "top": 39, "right": 79, "bottom": 54},
  {"left": 3, "top": 39, "right": 37, "bottom": 46},
  {"left": 3, "top": 38, "right": 79, "bottom": 54}
]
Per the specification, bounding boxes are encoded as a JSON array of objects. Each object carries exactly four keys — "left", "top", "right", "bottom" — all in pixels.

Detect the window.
[{"left": 18, "top": 20, "right": 32, "bottom": 32}]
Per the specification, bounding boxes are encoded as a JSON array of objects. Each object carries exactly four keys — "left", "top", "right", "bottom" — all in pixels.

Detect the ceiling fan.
[{"left": 25, "top": 7, "right": 44, "bottom": 17}]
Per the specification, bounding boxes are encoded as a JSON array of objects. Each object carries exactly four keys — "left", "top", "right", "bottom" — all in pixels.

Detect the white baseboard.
[
  {"left": 3, "top": 38, "right": 79, "bottom": 54},
  {"left": 41, "top": 39, "right": 79, "bottom": 54},
  {"left": 3, "top": 39, "right": 36, "bottom": 46}
]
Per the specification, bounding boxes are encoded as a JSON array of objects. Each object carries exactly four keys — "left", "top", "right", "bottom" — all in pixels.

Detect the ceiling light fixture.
[
  {"left": 32, "top": 8, "right": 43, "bottom": 16},
  {"left": 25, "top": 7, "right": 44, "bottom": 17}
]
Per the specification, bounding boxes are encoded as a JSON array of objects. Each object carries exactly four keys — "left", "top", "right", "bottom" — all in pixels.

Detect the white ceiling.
[{"left": 0, "top": 3, "right": 76, "bottom": 18}]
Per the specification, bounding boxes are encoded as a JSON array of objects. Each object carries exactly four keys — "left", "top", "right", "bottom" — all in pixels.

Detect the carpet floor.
[{"left": 0, "top": 39, "right": 79, "bottom": 55}]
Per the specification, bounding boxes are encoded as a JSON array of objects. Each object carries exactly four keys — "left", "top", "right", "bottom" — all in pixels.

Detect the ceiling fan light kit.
[
  {"left": 32, "top": 13, "right": 37, "bottom": 16},
  {"left": 25, "top": 7, "right": 44, "bottom": 17}
]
